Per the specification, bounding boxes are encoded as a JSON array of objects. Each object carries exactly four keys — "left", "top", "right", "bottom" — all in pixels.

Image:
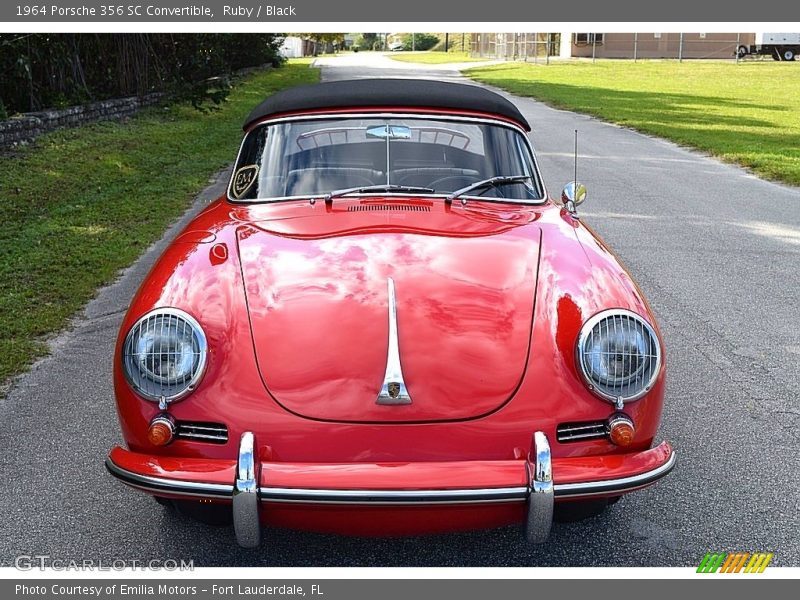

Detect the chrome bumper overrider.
[
  {"left": 526, "top": 431, "right": 553, "bottom": 543},
  {"left": 232, "top": 432, "right": 260, "bottom": 548},
  {"left": 106, "top": 431, "right": 676, "bottom": 548}
]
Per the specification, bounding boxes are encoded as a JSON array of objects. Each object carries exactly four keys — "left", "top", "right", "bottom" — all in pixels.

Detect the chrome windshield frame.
[{"left": 226, "top": 112, "right": 548, "bottom": 205}]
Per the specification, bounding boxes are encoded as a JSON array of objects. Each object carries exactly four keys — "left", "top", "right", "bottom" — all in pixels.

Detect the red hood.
[{"left": 235, "top": 199, "right": 541, "bottom": 423}]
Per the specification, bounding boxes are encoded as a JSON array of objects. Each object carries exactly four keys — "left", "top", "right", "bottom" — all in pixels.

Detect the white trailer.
[
  {"left": 279, "top": 37, "right": 305, "bottom": 59},
  {"left": 738, "top": 33, "right": 800, "bottom": 61}
]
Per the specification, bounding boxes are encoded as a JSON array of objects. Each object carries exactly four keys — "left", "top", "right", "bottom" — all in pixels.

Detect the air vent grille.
[
  {"left": 556, "top": 421, "right": 607, "bottom": 443},
  {"left": 176, "top": 421, "right": 228, "bottom": 444},
  {"left": 347, "top": 204, "right": 431, "bottom": 212}
]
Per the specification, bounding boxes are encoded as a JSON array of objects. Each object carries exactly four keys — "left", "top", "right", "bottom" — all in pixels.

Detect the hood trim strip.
[{"left": 376, "top": 277, "right": 412, "bottom": 406}]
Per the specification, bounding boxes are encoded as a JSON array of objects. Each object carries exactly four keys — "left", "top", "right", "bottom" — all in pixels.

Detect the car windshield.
[{"left": 229, "top": 116, "right": 543, "bottom": 202}]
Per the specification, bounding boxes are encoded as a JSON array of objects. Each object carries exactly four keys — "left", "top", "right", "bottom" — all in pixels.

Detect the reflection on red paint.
[
  {"left": 210, "top": 243, "right": 228, "bottom": 265},
  {"left": 238, "top": 227, "right": 541, "bottom": 422},
  {"left": 556, "top": 294, "right": 583, "bottom": 376}
]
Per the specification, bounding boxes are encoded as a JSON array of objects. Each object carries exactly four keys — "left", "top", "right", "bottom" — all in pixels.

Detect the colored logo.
[{"left": 697, "top": 552, "right": 773, "bottom": 573}]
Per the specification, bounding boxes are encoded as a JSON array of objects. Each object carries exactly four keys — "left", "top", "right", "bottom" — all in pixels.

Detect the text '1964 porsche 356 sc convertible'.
[{"left": 106, "top": 79, "right": 675, "bottom": 548}]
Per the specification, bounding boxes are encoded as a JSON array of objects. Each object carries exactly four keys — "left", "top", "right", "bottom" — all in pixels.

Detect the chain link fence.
[
  {"left": 471, "top": 33, "right": 561, "bottom": 63},
  {"left": 470, "top": 33, "right": 760, "bottom": 62}
]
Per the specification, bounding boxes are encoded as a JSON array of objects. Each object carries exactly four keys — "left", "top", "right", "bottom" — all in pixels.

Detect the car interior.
[
  {"left": 232, "top": 121, "right": 540, "bottom": 200},
  {"left": 282, "top": 142, "right": 487, "bottom": 195}
]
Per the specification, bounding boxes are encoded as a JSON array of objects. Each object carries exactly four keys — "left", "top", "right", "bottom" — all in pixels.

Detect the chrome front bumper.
[
  {"left": 106, "top": 431, "right": 676, "bottom": 548},
  {"left": 233, "top": 431, "right": 555, "bottom": 547}
]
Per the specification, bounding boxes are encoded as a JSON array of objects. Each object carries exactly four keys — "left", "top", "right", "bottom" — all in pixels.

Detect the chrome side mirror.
[{"left": 561, "top": 181, "right": 588, "bottom": 214}]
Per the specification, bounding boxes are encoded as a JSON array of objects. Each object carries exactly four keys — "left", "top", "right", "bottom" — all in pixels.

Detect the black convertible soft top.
[{"left": 243, "top": 78, "right": 531, "bottom": 131}]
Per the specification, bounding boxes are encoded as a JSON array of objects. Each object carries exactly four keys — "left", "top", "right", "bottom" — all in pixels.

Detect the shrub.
[{"left": 401, "top": 33, "right": 439, "bottom": 51}]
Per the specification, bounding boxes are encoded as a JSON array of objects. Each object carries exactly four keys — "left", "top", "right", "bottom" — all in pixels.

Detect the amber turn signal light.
[
  {"left": 607, "top": 415, "right": 635, "bottom": 447},
  {"left": 148, "top": 415, "right": 175, "bottom": 446}
]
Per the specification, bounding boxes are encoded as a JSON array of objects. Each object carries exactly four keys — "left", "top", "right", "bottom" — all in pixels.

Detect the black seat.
[
  {"left": 285, "top": 168, "right": 383, "bottom": 196},
  {"left": 393, "top": 167, "right": 481, "bottom": 190}
]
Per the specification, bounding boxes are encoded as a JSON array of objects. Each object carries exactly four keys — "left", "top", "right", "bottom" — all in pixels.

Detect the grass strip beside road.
[
  {"left": 389, "top": 51, "right": 488, "bottom": 64},
  {"left": 465, "top": 60, "right": 800, "bottom": 186},
  {"left": 0, "top": 61, "right": 319, "bottom": 389}
]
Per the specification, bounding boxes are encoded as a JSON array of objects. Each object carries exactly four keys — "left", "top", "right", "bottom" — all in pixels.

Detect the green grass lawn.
[
  {"left": 465, "top": 60, "right": 800, "bottom": 186},
  {"left": 0, "top": 60, "right": 319, "bottom": 390},
  {"left": 389, "top": 51, "right": 488, "bottom": 64}
]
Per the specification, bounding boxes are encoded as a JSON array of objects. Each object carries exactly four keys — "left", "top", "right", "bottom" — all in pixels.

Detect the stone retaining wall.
[
  {"left": 0, "top": 93, "right": 163, "bottom": 148},
  {"left": 0, "top": 64, "right": 274, "bottom": 150}
]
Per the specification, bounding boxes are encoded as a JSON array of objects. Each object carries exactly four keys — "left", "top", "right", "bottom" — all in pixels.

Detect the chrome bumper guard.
[
  {"left": 526, "top": 431, "right": 554, "bottom": 543},
  {"left": 232, "top": 432, "right": 261, "bottom": 548},
  {"left": 107, "top": 431, "right": 676, "bottom": 548}
]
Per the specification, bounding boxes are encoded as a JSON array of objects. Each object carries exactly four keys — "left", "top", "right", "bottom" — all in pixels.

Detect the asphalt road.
[{"left": 1, "top": 53, "right": 798, "bottom": 567}]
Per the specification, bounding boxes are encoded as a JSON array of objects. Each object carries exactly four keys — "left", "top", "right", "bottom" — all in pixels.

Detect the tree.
[
  {"left": 357, "top": 33, "right": 378, "bottom": 51},
  {"left": 0, "top": 34, "right": 286, "bottom": 115}
]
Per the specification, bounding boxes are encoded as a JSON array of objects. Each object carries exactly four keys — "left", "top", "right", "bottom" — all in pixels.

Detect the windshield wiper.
[
  {"left": 323, "top": 184, "right": 435, "bottom": 202},
  {"left": 446, "top": 175, "right": 533, "bottom": 204}
]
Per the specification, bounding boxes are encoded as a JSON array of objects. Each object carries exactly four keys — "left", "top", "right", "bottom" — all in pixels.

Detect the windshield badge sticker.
[{"left": 231, "top": 164, "right": 259, "bottom": 199}]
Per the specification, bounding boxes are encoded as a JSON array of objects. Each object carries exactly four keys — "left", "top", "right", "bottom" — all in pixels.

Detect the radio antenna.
[
  {"left": 574, "top": 129, "right": 578, "bottom": 186},
  {"left": 565, "top": 129, "right": 582, "bottom": 218}
]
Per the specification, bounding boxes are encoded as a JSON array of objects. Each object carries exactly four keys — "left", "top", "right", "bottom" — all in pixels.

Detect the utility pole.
[
  {"left": 445, "top": 33, "right": 449, "bottom": 52},
  {"left": 634, "top": 32, "right": 638, "bottom": 62},
  {"left": 592, "top": 34, "right": 596, "bottom": 63},
  {"left": 678, "top": 32, "right": 684, "bottom": 62},
  {"left": 546, "top": 34, "right": 551, "bottom": 65},
  {"left": 736, "top": 32, "right": 741, "bottom": 63},
  {"left": 412, "top": 33, "right": 415, "bottom": 52}
]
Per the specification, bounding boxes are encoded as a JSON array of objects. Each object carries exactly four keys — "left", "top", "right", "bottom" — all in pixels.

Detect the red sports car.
[{"left": 107, "top": 79, "right": 674, "bottom": 548}]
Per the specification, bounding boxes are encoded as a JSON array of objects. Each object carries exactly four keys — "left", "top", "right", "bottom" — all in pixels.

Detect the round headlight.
[
  {"left": 122, "top": 308, "right": 207, "bottom": 404},
  {"left": 576, "top": 309, "right": 661, "bottom": 404}
]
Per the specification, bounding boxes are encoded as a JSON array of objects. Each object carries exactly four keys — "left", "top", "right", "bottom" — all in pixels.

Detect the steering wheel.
[
  {"left": 287, "top": 173, "right": 376, "bottom": 196},
  {"left": 332, "top": 174, "right": 379, "bottom": 190},
  {"left": 428, "top": 174, "right": 485, "bottom": 194}
]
